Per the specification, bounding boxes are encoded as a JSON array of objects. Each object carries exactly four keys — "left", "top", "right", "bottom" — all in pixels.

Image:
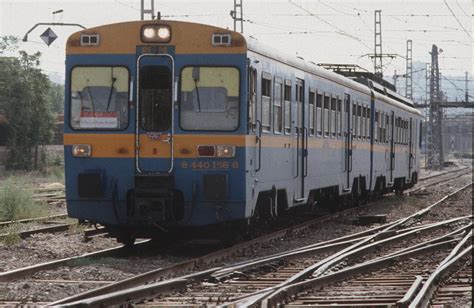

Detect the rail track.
[
  {"left": 50, "top": 180, "right": 473, "bottom": 307},
  {"left": 0, "top": 164, "right": 469, "bottom": 306}
]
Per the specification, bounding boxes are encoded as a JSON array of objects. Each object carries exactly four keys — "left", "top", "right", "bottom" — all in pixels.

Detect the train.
[{"left": 64, "top": 20, "right": 423, "bottom": 245}]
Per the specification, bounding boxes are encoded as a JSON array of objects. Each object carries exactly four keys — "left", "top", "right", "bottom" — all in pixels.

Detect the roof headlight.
[
  {"left": 141, "top": 25, "right": 171, "bottom": 43},
  {"left": 157, "top": 27, "right": 171, "bottom": 40},
  {"left": 142, "top": 27, "right": 156, "bottom": 40}
]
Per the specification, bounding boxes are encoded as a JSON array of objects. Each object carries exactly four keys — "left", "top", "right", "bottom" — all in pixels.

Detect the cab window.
[
  {"left": 180, "top": 67, "right": 240, "bottom": 131},
  {"left": 70, "top": 67, "right": 129, "bottom": 130}
]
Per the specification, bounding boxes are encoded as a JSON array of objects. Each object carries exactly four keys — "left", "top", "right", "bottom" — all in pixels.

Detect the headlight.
[
  {"left": 141, "top": 25, "right": 171, "bottom": 43},
  {"left": 216, "top": 145, "right": 235, "bottom": 158},
  {"left": 72, "top": 144, "right": 91, "bottom": 157}
]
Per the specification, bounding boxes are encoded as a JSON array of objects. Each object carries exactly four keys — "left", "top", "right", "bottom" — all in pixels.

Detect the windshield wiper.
[
  {"left": 106, "top": 77, "right": 117, "bottom": 111},
  {"left": 194, "top": 78, "right": 202, "bottom": 112}
]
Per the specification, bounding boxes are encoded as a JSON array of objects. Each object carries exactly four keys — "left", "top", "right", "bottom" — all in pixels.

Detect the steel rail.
[
  {"left": 262, "top": 239, "right": 460, "bottom": 308},
  {"left": 51, "top": 183, "right": 472, "bottom": 307},
  {"left": 0, "top": 240, "right": 149, "bottom": 282},
  {"left": 211, "top": 219, "right": 470, "bottom": 281},
  {"left": 231, "top": 224, "right": 471, "bottom": 306},
  {"left": 409, "top": 230, "right": 473, "bottom": 308},
  {"left": 53, "top": 219, "right": 471, "bottom": 307},
  {"left": 230, "top": 220, "right": 471, "bottom": 307},
  {"left": 418, "top": 165, "right": 470, "bottom": 182},
  {"left": 396, "top": 276, "right": 424, "bottom": 308},
  {"left": 59, "top": 268, "right": 220, "bottom": 307},
  {"left": 234, "top": 183, "right": 473, "bottom": 306},
  {"left": 0, "top": 223, "right": 74, "bottom": 240},
  {"left": 408, "top": 168, "right": 472, "bottom": 194},
  {"left": 50, "top": 208, "right": 364, "bottom": 305},
  {"left": 0, "top": 214, "right": 68, "bottom": 227}
]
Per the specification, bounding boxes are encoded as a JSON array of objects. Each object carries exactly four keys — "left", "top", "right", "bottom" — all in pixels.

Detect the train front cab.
[{"left": 64, "top": 21, "right": 250, "bottom": 242}]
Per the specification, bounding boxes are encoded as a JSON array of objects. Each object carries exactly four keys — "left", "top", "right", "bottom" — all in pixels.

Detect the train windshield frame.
[
  {"left": 69, "top": 66, "right": 129, "bottom": 130},
  {"left": 179, "top": 66, "right": 240, "bottom": 131}
]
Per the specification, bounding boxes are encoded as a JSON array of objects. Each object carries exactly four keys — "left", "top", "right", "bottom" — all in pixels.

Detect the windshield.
[
  {"left": 180, "top": 66, "right": 239, "bottom": 131},
  {"left": 70, "top": 67, "right": 129, "bottom": 130}
]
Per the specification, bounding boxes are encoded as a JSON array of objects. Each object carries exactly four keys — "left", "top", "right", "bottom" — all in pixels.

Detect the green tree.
[
  {"left": 0, "top": 36, "right": 55, "bottom": 170},
  {"left": 48, "top": 82, "right": 64, "bottom": 114}
]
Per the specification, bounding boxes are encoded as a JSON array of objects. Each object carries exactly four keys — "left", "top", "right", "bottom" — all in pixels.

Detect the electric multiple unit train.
[{"left": 64, "top": 20, "right": 422, "bottom": 244}]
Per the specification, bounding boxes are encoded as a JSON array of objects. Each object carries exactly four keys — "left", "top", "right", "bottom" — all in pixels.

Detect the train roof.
[
  {"left": 66, "top": 19, "right": 421, "bottom": 117},
  {"left": 245, "top": 36, "right": 422, "bottom": 116}
]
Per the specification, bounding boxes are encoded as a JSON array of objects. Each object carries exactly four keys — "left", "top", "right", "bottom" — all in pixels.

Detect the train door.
[
  {"left": 294, "top": 78, "right": 306, "bottom": 202},
  {"left": 408, "top": 118, "right": 413, "bottom": 181},
  {"left": 389, "top": 111, "right": 395, "bottom": 183},
  {"left": 248, "top": 67, "right": 260, "bottom": 173},
  {"left": 343, "top": 94, "right": 352, "bottom": 191},
  {"left": 136, "top": 54, "right": 175, "bottom": 173}
]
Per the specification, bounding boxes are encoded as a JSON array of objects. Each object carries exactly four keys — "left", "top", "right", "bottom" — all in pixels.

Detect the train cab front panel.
[{"left": 63, "top": 21, "right": 249, "bottom": 232}]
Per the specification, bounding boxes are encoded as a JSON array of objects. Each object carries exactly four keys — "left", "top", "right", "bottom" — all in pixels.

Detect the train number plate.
[{"left": 181, "top": 161, "right": 239, "bottom": 169}]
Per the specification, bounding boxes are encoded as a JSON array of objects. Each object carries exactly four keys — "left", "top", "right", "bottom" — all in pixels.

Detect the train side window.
[
  {"left": 366, "top": 107, "right": 371, "bottom": 140},
  {"left": 385, "top": 114, "right": 390, "bottom": 143},
  {"left": 375, "top": 111, "right": 379, "bottom": 142},
  {"left": 296, "top": 79, "right": 304, "bottom": 129},
  {"left": 357, "top": 104, "right": 362, "bottom": 139},
  {"left": 344, "top": 95, "right": 350, "bottom": 136},
  {"left": 362, "top": 106, "right": 367, "bottom": 140},
  {"left": 330, "top": 96, "right": 337, "bottom": 137},
  {"left": 284, "top": 81, "right": 292, "bottom": 134},
  {"left": 261, "top": 73, "right": 272, "bottom": 132},
  {"left": 309, "top": 90, "right": 315, "bottom": 136},
  {"left": 248, "top": 68, "right": 257, "bottom": 132},
  {"left": 273, "top": 78, "right": 283, "bottom": 134},
  {"left": 324, "top": 95, "right": 330, "bottom": 137},
  {"left": 352, "top": 103, "right": 357, "bottom": 139},
  {"left": 337, "top": 97, "right": 342, "bottom": 138},
  {"left": 419, "top": 121, "right": 422, "bottom": 148},
  {"left": 316, "top": 92, "right": 323, "bottom": 136}
]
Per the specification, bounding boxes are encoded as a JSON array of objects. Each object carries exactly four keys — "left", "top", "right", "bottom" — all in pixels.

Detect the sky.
[{"left": 0, "top": 0, "right": 472, "bottom": 100}]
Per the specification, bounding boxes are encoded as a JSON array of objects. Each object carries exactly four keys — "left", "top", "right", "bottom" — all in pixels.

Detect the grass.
[
  {"left": 0, "top": 177, "right": 49, "bottom": 221},
  {"left": 0, "top": 224, "right": 22, "bottom": 246}
]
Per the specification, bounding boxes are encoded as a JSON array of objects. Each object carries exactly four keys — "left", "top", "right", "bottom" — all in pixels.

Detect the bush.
[{"left": 0, "top": 178, "right": 47, "bottom": 221}]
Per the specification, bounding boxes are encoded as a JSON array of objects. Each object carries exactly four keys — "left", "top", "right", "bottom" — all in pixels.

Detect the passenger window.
[
  {"left": 357, "top": 105, "right": 362, "bottom": 139},
  {"left": 274, "top": 79, "right": 283, "bottom": 134},
  {"left": 324, "top": 95, "right": 330, "bottom": 137},
  {"left": 337, "top": 98, "right": 342, "bottom": 137},
  {"left": 316, "top": 93, "right": 323, "bottom": 136},
  {"left": 309, "top": 90, "right": 315, "bottom": 136},
  {"left": 331, "top": 96, "right": 337, "bottom": 137},
  {"left": 375, "top": 111, "right": 379, "bottom": 142},
  {"left": 366, "top": 107, "right": 370, "bottom": 140},
  {"left": 296, "top": 80, "right": 304, "bottom": 129},
  {"left": 352, "top": 103, "right": 357, "bottom": 138},
  {"left": 261, "top": 74, "right": 272, "bottom": 132},
  {"left": 284, "top": 82, "right": 292, "bottom": 134}
]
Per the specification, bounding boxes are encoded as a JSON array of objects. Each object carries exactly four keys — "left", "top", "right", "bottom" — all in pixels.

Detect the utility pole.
[
  {"left": 141, "top": 0, "right": 155, "bottom": 20},
  {"left": 374, "top": 10, "right": 383, "bottom": 78},
  {"left": 424, "top": 62, "right": 430, "bottom": 169},
  {"left": 405, "top": 39, "right": 413, "bottom": 100},
  {"left": 428, "top": 45, "right": 443, "bottom": 170},
  {"left": 425, "top": 63, "right": 431, "bottom": 104},
  {"left": 230, "top": 0, "right": 244, "bottom": 33}
]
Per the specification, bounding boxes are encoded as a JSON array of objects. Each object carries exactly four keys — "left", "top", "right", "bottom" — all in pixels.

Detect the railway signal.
[{"left": 40, "top": 27, "right": 58, "bottom": 46}]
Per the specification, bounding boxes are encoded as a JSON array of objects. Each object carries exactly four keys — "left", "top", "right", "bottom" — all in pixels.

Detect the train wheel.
[{"left": 116, "top": 233, "right": 136, "bottom": 247}]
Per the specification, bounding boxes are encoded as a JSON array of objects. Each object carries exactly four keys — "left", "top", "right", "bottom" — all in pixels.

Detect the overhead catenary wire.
[
  {"left": 442, "top": 0, "right": 471, "bottom": 38},
  {"left": 287, "top": 0, "right": 372, "bottom": 50}
]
